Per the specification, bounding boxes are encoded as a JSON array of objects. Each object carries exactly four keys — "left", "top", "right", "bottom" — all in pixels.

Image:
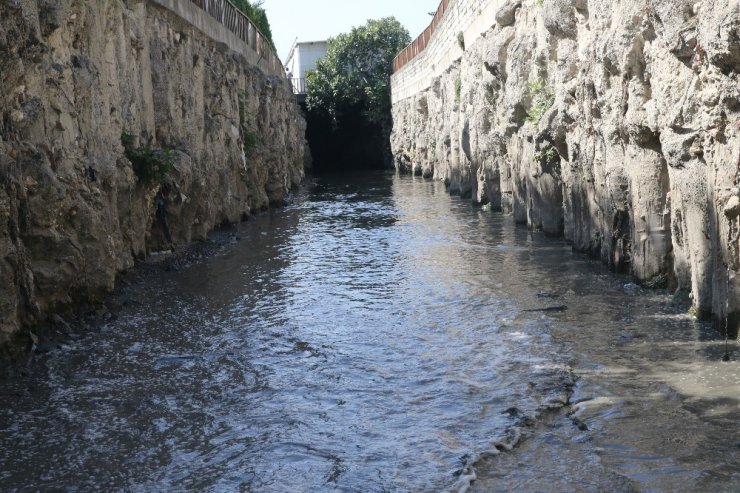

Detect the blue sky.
[{"left": 263, "top": 0, "right": 442, "bottom": 61}]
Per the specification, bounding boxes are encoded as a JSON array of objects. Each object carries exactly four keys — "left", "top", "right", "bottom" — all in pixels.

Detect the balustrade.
[
  {"left": 392, "top": 0, "right": 450, "bottom": 72},
  {"left": 189, "top": 0, "right": 284, "bottom": 77}
]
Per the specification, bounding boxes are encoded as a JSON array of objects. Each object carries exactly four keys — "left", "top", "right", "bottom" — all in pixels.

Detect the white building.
[{"left": 284, "top": 40, "right": 328, "bottom": 95}]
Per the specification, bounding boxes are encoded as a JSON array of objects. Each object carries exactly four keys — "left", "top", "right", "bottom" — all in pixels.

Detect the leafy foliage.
[
  {"left": 457, "top": 31, "right": 465, "bottom": 51},
  {"left": 454, "top": 78, "right": 462, "bottom": 106},
  {"left": 306, "top": 17, "right": 410, "bottom": 128},
  {"left": 525, "top": 79, "right": 554, "bottom": 123},
  {"left": 121, "top": 133, "right": 174, "bottom": 186},
  {"left": 305, "top": 17, "right": 410, "bottom": 168},
  {"left": 533, "top": 145, "right": 558, "bottom": 164},
  {"left": 232, "top": 0, "right": 276, "bottom": 51},
  {"left": 533, "top": 144, "right": 561, "bottom": 180}
]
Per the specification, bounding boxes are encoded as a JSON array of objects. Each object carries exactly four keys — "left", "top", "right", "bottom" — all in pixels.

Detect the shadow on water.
[{"left": 0, "top": 171, "right": 738, "bottom": 492}]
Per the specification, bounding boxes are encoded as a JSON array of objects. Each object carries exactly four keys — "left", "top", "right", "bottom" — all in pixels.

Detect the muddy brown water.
[{"left": 0, "top": 172, "right": 738, "bottom": 492}]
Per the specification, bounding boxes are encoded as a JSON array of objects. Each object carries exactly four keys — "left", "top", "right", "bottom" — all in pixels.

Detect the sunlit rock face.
[
  {"left": 391, "top": 0, "right": 740, "bottom": 334},
  {"left": 0, "top": 0, "right": 306, "bottom": 347}
]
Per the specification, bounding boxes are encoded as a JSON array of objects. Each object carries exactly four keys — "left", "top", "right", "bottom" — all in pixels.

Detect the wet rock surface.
[
  {"left": 0, "top": 0, "right": 306, "bottom": 350},
  {"left": 0, "top": 226, "right": 246, "bottom": 377},
  {"left": 391, "top": 0, "right": 740, "bottom": 333}
]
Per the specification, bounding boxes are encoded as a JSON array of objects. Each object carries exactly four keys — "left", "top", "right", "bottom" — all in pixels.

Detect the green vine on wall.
[
  {"left": 533, "top": 145, "right": 558, "bottom": 164},
  {"left": 525, "top": 79, "right": 554, "bottom": 123},
  {"left": 121, "top": 133, "right": 174, "bottom": 186},
  {"left": 533, "top": 144, "right": 561, "bottom": 180}
]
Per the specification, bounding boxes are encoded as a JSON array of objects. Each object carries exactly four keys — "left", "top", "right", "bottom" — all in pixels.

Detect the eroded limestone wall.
[
  {"left": 0, "top": 0, "right": 306, "bottom": 346},
  {"left": 391, "top": 0, "right": 740, "bottom": 333}
]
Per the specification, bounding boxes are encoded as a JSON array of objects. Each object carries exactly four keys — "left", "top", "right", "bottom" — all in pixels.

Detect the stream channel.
[{"left": 0, "top": 171, "right": 739, "bottom": 492}]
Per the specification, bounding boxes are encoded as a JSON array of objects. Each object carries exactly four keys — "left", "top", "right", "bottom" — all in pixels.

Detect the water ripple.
[{"left": 0, "top": 172, "right": 738, "bottom": 492}]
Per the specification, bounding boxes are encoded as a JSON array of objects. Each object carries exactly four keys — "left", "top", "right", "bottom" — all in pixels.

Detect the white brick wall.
[{"left": 391, "top": 0, "right": 505, "bottom": 103}]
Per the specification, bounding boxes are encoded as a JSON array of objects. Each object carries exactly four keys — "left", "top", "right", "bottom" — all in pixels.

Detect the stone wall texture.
[
  {"left": 0, "top": 0, "right": 306, "bottom": 347},
  {"left": 391, "top": 0, "right": 740, "bottom": 333}
]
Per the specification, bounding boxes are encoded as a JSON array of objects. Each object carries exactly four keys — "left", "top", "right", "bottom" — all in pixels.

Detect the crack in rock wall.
[
  {"left": 0, "top": 0, "right": 306, "bottom": 347},
  {"left": 391, "top": 0, "right": 740, "bottom": 334}
]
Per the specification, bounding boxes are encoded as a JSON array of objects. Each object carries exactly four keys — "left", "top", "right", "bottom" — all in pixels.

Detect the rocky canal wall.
[
  {"left": 391, "top": 0, "right": 740, "bottom": 334},
  {"left": 0, "top": 0, "right": 306, "bottom": 348}
]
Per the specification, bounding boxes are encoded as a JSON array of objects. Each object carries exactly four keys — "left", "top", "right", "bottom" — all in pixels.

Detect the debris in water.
[{"left": 623, "top": 283, "right": 639, "bottom": 293}]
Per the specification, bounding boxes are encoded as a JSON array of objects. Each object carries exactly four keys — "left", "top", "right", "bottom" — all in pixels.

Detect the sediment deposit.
[
  {"left": 0, "top": 0, "right": 306, "bottom": 347},
  {"left": 391, "top": 0, "right": 739, "bottom": 332}
]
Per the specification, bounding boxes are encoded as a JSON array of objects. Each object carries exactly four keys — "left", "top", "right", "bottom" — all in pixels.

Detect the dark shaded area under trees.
[{"left": 304, "top": 18, "right": 410, "bottom": 172}]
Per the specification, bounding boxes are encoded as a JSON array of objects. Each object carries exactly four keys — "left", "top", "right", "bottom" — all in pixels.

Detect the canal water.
[{"left": 0, "top": 172, "right": 738, "bottom": 492}]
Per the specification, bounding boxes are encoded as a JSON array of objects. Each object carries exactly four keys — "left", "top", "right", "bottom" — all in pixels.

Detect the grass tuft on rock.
[
  {"left": 525, "top": 79, "right": 554, "bottom": 123},
  {"left": 121, "top": 133, "right": 174, "bottom": 186}
]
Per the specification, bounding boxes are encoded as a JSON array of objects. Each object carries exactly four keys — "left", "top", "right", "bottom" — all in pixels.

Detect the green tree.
[
  {"left": 305, "top": 17, "right": 410, "bottom": 168},
  {"left": 232, "top": 0, "right": 276, "bottom": 51}
]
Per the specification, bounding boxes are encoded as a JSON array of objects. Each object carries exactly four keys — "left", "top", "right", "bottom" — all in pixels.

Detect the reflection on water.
[{"left": 0, "top": 172, "right": 738, "bottom": 492}]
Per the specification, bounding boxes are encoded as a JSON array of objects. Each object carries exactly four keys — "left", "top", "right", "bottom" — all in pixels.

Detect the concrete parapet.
[{"left": 391, "top": 0, "right": 505, "bottom": 104}]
